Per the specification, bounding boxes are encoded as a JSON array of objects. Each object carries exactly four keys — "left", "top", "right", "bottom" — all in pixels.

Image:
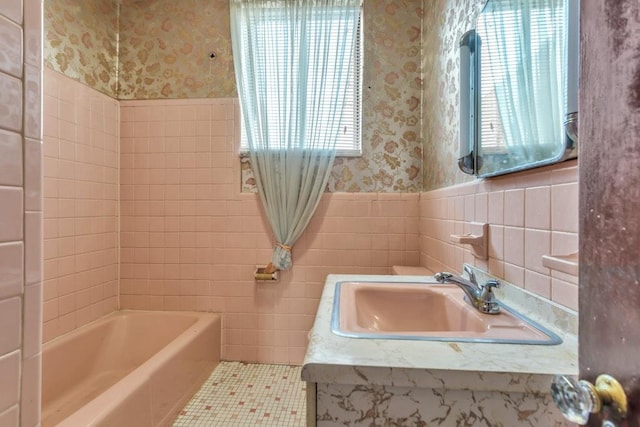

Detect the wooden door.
[{"left": 580, "top": 1, "right": 640, "bottom": 425}]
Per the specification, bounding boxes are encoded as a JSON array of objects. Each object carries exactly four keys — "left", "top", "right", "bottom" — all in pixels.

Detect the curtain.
[
  {"left": 230, "top": 0, "right": 361, "bottom": 271},
  {"left": 482, "top": 0, "right": 566, "bottom": 160}
]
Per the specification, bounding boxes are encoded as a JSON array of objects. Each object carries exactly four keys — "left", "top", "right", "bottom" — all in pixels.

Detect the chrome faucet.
[{"left": 434, "top": 266, "right": 501, "bottom": 314}]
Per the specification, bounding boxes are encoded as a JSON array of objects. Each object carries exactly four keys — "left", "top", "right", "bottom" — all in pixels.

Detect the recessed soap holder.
[{"left": 450, "top": 222, "right": 488, "bottom": 260}]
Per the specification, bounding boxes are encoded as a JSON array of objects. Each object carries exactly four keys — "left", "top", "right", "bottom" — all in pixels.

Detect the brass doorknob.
[{"left": 551, "top": 374, "right": 627, "bottom": 425}]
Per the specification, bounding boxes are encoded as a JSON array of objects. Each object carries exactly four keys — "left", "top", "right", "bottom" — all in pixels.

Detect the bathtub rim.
[{"left": 41, "top": 309, "right": 221, "bottom": 427}]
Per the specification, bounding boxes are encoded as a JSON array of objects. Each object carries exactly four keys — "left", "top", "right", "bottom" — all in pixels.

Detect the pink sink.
[{"left": 332, "top": 281, "right": 561, "bottom": 344}]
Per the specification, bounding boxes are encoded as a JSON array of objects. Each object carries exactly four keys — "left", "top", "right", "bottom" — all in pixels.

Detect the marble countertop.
[{"left": 302, "top": 274, "right": 578, "bottom": 394}]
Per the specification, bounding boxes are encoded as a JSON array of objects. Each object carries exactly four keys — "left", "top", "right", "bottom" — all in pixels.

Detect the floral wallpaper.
[
  {"left": 44, "top": 0, "right": 119, "bottom": 98},
  {"left": 44, "top": 0, "right": 424, "bottom": 192},
  {"left": 326, "top": 0, "right": 424, "bottom": 192},
  {"left": 117, "top": 0, "right": 237, "bottom": 99},
  {"left": 421, "top": 0, "right": 485, "bottom": 190}
]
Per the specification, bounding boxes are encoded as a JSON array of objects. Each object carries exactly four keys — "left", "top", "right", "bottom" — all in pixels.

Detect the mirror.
[{"left": 459, "top": 0, "right": 579, "bottom": 178}]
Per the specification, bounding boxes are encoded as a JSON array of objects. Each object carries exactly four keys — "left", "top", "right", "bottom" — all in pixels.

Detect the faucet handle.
[
  {"left": 481, "top": 279, "right": 500, "bottom": 289},
  {"left": 463, "top": 265, "right": 478, "bottom": 285}
]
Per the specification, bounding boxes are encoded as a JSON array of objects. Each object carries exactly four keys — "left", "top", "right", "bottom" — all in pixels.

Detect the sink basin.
[{"left": 332, "top": 281, "right": 562, "bottom": 345}]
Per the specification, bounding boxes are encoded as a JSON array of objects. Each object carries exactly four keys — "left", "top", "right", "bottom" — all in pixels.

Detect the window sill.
[{"left": 239, "top": 149, "right": 362, "bottom": 158}]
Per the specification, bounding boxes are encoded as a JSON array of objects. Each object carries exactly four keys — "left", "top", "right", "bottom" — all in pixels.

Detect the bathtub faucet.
[{"left": 434, "top": 266, "right": 500, "bottom": 314}]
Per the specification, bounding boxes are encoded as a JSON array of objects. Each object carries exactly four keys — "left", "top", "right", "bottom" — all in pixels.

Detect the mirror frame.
[{"left": 459, "top": 0, "right": 580, "bottom": 178}]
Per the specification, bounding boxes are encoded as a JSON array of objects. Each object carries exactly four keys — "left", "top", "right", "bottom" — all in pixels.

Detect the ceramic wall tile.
[
  {"left": 20, "top": 352, "right": 41, "bottom": 427},
  {"left": 0, "top": 187, "right": 23, "bottom": 242},
  {"left": 419, "top": 162, "right": 578, "bottom": 308},
  {"left": 0, "top": 0, "right": 22, "bottom": 24},
  {"left": 0, "top": 298, "right": 21, "bottom": 355},
  {"left": 0, "top": 73, "right": 23, "bottom": 132},
  {"left": 23, "top": 0, "right": 41, "bottom": 68},
  {"left": 0, "top": 129, "right": 23, "bottom": 186},
  {"left": 42, "top": 69, "right": 119, "bottom": 342},
  {"left": 0, "top": 15, "right": 22, "bottom": 78},
  {"left": 0, "top": 351, "right": 21, "bottom": 413},
  {"left": 0, "top": 405, "right": 19, "bottom": 427},
  {"left": 0, "top": 1, "right": 43, "bottom": 424},
  {"left": 0, "top": 243, "right": 23, "bottom": 299},
  {"left": 24, "top": 64, "right": 42, "bottom": 140},
  {"left": 119, "top": 97, "right": 422, "bottom": 363}
]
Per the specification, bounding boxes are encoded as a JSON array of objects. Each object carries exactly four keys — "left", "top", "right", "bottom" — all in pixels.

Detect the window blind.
[
  {"left": 239, "top": 7, "right": 363, "bottom": 156},
  {"left": 478, "top": 1, "right": 567, "bottom": 151}
]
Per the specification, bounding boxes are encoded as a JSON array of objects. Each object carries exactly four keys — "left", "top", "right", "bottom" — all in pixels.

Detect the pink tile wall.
[
  {"left": 420, "top": 161, "right": 579, "bottom": 311},
  {"left": 42, "top": 68, "right": 119, "bottom": 343},
  {"left": 119, "top": 98, "right": 420, "bottom": 364},
  {"left": 0, "top": 0, "right": 44, "bottom": 425}
]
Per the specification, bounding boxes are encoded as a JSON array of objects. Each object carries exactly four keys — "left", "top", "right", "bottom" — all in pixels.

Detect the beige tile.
[
  {"left": 0, "top": 187, "right": 22, "bottom": 242},
  {"left": 0, "top": 350, "right": 20, "bottom": 413},
  {"left": 0, "top": 242, "right": 22, "bottom": 299},
  {"left": 0, "top": 73, "right": 22, "bottom": 131},
  {"left": 0, "top": 129, "right": 22, "bottom": 186}
]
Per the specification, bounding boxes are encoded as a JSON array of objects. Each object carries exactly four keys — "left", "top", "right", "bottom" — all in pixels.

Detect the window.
[{"left": 239, "top": 7, "right": 363, "bottom": 157}]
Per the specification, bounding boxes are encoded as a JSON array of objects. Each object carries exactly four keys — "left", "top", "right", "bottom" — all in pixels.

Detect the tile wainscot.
[{"left": 302, "top": 272, "right": 578, "bottom": 426}]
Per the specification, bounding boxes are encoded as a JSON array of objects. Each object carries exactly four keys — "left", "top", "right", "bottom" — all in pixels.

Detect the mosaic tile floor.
[{"left": 173, "top": 362, "right": 306, "bottom": 427}]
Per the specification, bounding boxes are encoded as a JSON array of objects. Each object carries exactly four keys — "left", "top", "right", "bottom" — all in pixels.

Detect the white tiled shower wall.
[{"left": 0, "top": 0, "right": 44, "bottom": 425}]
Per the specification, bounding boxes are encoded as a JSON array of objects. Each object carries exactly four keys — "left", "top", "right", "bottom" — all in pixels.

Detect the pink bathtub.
[{"left": 42, "top": 310, "right": 221, "bottom": 427}]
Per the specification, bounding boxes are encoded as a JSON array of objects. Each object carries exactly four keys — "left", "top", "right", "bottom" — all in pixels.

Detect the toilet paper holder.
[{"left": 254, "top": 266, "right": 279, "bottom": 282}]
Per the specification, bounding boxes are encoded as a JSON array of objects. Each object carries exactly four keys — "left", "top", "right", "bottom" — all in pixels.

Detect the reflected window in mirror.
[{"left": 459, "top": 0, "right": 579, "bottom": 178}]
